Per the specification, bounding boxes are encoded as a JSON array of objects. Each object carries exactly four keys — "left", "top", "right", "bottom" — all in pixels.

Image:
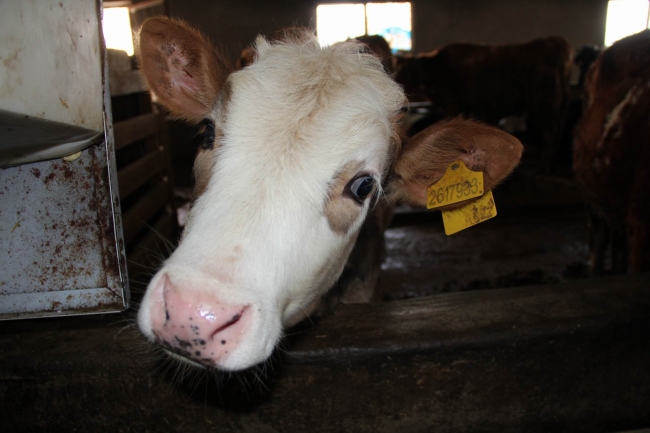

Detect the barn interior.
[{"left": 1, "top": 1, "right": 649, "bottom": 432}]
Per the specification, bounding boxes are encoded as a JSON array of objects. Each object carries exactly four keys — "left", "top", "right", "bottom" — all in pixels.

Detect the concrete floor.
[{"left": 380, "top": 210, "right": 590, "bottom": 300}]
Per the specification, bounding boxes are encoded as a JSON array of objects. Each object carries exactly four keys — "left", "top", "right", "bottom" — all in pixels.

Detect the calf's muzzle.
[{"left": 148, "top": 274, "right": 251, "bottom": 368}]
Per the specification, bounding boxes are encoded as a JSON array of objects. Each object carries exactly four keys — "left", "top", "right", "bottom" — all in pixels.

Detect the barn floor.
[{"left": 380, "top": 208, "right": 590, "bottom": 300}]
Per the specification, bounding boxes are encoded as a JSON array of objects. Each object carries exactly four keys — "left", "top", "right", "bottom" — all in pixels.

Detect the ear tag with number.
[
  {"left": 426, "top": 160, "right": 484, "bottom": 209},
  {"left": 441, "top": 190, "right": 497, "bottom": 235}
]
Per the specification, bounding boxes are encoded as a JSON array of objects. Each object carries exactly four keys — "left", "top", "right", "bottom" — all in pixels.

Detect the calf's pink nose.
[{"left": 150, "top": 275, "right": 250, "bottom": 367}]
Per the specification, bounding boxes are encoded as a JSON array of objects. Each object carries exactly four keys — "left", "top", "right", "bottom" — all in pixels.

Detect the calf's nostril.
[{"left": 209, "top": 308, "right": 246, "bottom": 340}]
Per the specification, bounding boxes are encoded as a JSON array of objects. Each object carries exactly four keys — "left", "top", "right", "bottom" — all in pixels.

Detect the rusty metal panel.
[{"left": 0, "top": 141, "right": 128, "bottom": 319}]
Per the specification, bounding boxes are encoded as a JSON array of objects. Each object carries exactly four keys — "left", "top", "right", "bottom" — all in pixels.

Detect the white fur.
[{"left": 138, "top": 33, "right": 405, "bottom": 371}]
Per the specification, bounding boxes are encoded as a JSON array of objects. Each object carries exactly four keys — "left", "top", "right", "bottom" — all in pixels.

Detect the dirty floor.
[{"left": 380, "top": 209, "right": 590, "bottom": 301}]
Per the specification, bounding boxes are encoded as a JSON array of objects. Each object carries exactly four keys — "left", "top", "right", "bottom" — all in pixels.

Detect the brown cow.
[
  {"left": 395, "top": 37, "right": 573, "bottom": 170},
  {"left": 573, "top": 30, "right": 650, "bottom": 274},
  {"left": 354, "top": 34, "right": 394, "bottom": 75},
  {"left": 236, "top": 46, "right": 256, "bottom": 69}
]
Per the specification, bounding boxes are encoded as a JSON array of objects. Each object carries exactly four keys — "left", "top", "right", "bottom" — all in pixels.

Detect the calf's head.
[{"left": 136, "top": 18, "right": 522, "bottom": 371}]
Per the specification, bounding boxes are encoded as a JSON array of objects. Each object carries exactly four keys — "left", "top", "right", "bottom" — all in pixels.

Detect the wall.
[
  {"left": 166, "top": 0, "right": 316, "bottom": 64},
  {"left": 166, "top": 0, "right": 608, "bottom": 61},
  {"left": 412, "top": 0, "right": 608, "bottom": 52}
]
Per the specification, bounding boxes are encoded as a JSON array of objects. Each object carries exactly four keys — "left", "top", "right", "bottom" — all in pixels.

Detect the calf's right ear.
[
  {"left": 137, "top": 17, "right": 229, "bottom": 122},
  {"left": 388, "top": 118, "right": 523, "bottom": 207}
]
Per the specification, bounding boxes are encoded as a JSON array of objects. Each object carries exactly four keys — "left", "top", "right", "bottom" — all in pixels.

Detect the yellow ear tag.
[
  {"left": 441, "top": 190, "right": 497, "bottom": 235},
  {"left": 426, "top": 160, "right": 484, "bottom": 209}
]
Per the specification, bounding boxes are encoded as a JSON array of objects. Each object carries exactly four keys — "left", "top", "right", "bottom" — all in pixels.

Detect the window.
[
  {"left": 316, "top": 2, "right": 412, "bottom": 52},
  {"left": 604, "top": 0, "right": 650, "bottom": 46},
  {"left": 102, "top": 7, "right": 134, "bottom": 55}
]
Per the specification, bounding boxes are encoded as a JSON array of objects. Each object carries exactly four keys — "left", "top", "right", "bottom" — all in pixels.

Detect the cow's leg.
[
  {"left": 526, "top": 110, "right": 556, "bottom": 173},
  {"left": 528, "top": 77, "right": 569, "bottom": 174},
  {"left": 611, "top": 223, "right": 628, "bottom": 274},
  {"left": 625, "top": 190, "right": 650, "bottom": 273},
  {"left": 627, "top": 223, "right": 650, "bottom": 273},
  {"left": 587, "top": 209, "right": 610, "bottom": 276}
]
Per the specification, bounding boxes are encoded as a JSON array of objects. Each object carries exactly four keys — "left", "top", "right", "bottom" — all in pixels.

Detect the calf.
[
  {"left": 136, "top": 18, "right": 523, "bottom": 372},
  {"left": 573, "top": 30, "right": 650, "bottom": 274},
  {"left": 395, "top": 37, "right": 572, "bottom": 170}
]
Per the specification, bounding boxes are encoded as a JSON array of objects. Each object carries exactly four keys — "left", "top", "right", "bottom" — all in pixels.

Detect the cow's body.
[
  {"left": 573, "top": 30, "right": 650, "bottom": 274},
  {"left": 136, "top": 19, "right": 522, "bottom": 372},
  {"left": 395, "top": 37, "right": 572, "bottom": 169}
]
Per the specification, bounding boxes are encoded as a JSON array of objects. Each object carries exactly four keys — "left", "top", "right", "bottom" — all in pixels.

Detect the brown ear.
[
  {"left": 137, "top": 17, "right": 230, "bottom": 122},
  {"left": 389, "top": 118, "right": 523, "bottom": 207}
]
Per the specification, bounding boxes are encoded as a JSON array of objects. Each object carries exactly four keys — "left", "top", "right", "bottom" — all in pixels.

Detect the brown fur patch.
[
  {"left": 324, "top": 160, "right": 366, "bottom": 235},
  {"left": 192, "top": 148, "right": 216, "bottom": 200}
]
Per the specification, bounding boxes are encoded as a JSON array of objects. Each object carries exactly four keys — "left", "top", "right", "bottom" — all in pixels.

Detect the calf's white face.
[
  {"left": 136, "top": 20, "right": 404, "bottom": 371},
  {"left": 136, "top": 19, "right": 523, "bottom": 372}
]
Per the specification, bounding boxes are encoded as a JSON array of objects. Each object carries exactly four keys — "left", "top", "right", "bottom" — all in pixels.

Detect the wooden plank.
[
  {"left": 113, "top": 112, "right": 159, "bottom": 150},
  {"left": 1, "top": 275, "right": 649, "bottom": 432},
  {"left": 285, "top": 273, "right": 650, "bottom": 364},
  {"left": 117, "top": 149, "right": 165, "bottom": 199},
  {"left": 121, "top": 182, "right": 170, "bottom": 245}
]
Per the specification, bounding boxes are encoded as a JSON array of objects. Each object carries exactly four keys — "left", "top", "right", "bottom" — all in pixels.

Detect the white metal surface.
[{"left": 0, "top": 0, "right": 105, "bottom": 166}]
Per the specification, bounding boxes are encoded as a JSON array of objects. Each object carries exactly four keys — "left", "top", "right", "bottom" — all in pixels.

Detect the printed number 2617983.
[
  {"left": 426, "top": 160, "right": 484, "bottom": 209},
  {"left": 428, "top": 178, "right": 479, "bottom": 207}
]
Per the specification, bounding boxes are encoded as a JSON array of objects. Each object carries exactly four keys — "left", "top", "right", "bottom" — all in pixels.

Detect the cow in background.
[
  {"left": 573, "top": 30, "right": 650, "bottom": 275},
  {"left": 236, "top": 46, "right": 256, "bottom": 69},
  {"left": 395, "top": 37, "right": 573, "bottom": 171},
  {"left": 354, "top": 34, "right": 395, "bottom": 75},
  {"left": 135, "top": 18, "right": 523, "bottom": 372}
]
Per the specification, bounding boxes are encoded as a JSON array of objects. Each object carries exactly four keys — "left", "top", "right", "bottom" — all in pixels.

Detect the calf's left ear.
[{"left": 388, "top": 118, "right": 523, "bottom": 207}]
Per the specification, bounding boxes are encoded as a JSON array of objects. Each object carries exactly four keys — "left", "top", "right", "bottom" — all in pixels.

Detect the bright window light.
[
  {"left": 366, "top": 3, "right": 412, "bottom": 51},
  {"left": 102, "top": 7, "right": 134, "bottom": 56},
  {"left": 604, "top": 0, "right": 650, "bottom": 46},
  {"left": 316, "top": 4, "right": 366, "bottom": 47},
  {"left": 316, "top": 2, "right": 412, "bottom": 52}
]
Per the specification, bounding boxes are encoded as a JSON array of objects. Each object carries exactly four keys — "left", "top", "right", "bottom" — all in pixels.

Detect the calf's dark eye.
[
  {"left": 201, "top": 119, "right": 216, "bottom": 149},
  {"left": 348, "top": 176, "right": 375, "bottom": 202}
]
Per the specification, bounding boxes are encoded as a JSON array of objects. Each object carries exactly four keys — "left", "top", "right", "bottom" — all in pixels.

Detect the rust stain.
[
  {"left": 11, "top": 221, "right": 21, "bottom": 233},
  {"left": 59, "top": 98, "right": 69, "bottom": 109},
  {"left": 44, "top": 172, "right": 56, "bottom": 184}
]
